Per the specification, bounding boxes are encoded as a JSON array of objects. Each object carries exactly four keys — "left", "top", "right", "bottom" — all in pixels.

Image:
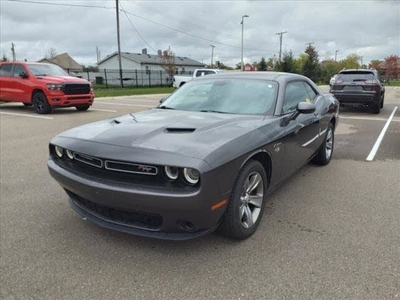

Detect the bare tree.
[
  {"left": 159, "top": 48, "right": 176, "bottom": 85},
  {"left": 45, "top": 48, "right": 58, "bottom": 59}
]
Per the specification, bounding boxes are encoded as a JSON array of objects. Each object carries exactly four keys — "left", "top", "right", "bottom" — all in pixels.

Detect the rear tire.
[
  {"left": 219, "top": 160, "right": 267, "bottom": 240},
  {"left": 313, "top": 122, "right": 334, "bottom": 165},
  {"left": 32, "top": 92, "right": 52, "bottom": 114},
  {"left": 372, "top": 102, "right": 380, "bottom": 114},
  {"left": 75, "top": 105, "right": 90, "bottom": 111}
]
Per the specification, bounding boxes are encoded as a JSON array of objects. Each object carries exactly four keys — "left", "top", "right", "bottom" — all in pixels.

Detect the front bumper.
[
  {"left": 48, "top": 160, "right": 228, "bottom": 240},
  {"left": 46, "top": 91, "right": 94, "bottom": 107}
]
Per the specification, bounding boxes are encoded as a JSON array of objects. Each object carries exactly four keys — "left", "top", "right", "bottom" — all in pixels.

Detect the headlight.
[
  {"left": 47, "top": 84, "right": 63, "bottom": 91},
  {"left": 66, "top": 149, "right": 74, "bottom": 160},
  {"left": 183, "top": 168, "right": 200, "bottom": 185},
  {"left": 164, "top": 166, "right": 179, "bottom": 180},
  {"left": 54, "top": 146, "right": 64, "bottom": 158}
]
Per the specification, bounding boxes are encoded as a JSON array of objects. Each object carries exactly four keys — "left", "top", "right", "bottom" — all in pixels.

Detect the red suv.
[{"left": 0, "top": 62, "right": 94, "bottom": 114}]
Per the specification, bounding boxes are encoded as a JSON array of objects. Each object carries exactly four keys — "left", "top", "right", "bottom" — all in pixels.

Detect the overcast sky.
[{"left": 1, "top": 0, "right": 399, "bottom": 68}]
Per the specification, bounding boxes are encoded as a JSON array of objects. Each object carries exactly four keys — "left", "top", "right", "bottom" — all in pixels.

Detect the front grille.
[
  {"left": 68, "top": 191, "right": 163, "bottom": 230},
  {"left": 62, "top": 84, "right": 91, "bottom": 95}
]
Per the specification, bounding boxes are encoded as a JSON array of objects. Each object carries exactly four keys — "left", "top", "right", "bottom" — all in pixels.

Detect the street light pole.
[
  {"left": 335, "top": 50, "right": 339, "bottom": 62},
  {"left": 241, "top": 14, "right": 249, "bottom": 72},
  {"left": 210, "top": 45, "right": 215, "bottom": 68}
]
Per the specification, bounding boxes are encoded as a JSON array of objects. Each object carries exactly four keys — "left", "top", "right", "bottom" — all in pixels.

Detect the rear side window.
[
  {"left": 0, "top": 64, "right": 13, "bottom": 77},
  {"left": 338, "top": 72, "right": 375, "bottom": 81}
]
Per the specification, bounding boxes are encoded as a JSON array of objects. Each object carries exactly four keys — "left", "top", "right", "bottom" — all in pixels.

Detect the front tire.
[
  {"left": 32, "top": 92, "right": 52, "bottom": 114},
  {"left": 75, "top": 105, "right": 90, "bottom": 111},
  {"left": 313, "top": 122, "right": 334, "bottom": 165},
  {"left": 219, "top": 160, "right": 267, "bottom": 240}
]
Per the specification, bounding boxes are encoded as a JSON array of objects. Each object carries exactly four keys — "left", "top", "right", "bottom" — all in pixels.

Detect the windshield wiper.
[
  {"left": 35, "top": 74, "right": 48, "bottom": 76},
  {"left": 158, "top": 105, "right": 175, "bottom": 110},
  {"left": 352, "top": 79, "right": 367, "bottom": 81}
]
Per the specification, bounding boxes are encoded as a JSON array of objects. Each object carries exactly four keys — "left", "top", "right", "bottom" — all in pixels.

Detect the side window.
[
  {"left": 282, "top": 81, "right": 309, "bottom": 114},
  {"left": 0, "top": 64, "right": 13, "bottom": 77},
  {"left": 303, "top": 82, "right": 317, "bottom": 102},
  {"left": 13, "top": 65, "right": 26, "bottom": 77}
]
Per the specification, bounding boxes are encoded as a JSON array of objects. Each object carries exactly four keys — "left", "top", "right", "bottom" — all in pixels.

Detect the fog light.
[
  {"left": 183, "top": 168, "right": 200, "bottom": 185},
  {"left": 54, "top": 146, "right": 64, "bottom": 158},
  {"left": 164, "top": 166, "right": 179, "bottom": 180},
  {"left": 66, "top": 149, "right": 74, "bottom": 160}
]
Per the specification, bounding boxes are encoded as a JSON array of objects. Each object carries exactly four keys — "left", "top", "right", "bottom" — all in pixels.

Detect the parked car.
[
  {"left": 172, "top": 69, "right": 224, "bottom": 88},
  {"left": 48, "top": 72, "right": 339, "bottom": 240},
  {"left": 329, "top": 74, "right": 337, "bottom": 86},
  {"left": 329, "top": 69, "right": 385, "bottom": 114},
  {"left": 0, "top": 62, "right": 94, "bottom": 114}
]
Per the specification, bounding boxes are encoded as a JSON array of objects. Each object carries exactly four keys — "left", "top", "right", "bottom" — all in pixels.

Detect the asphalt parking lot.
[{"left": 1, "top": 86, "right": 399, "bottom": 300}]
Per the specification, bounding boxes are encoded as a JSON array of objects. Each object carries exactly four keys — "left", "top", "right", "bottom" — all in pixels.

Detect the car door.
[
  {"left": 0, "top": 63, "right": 13, "bottom": 101},
  {"left": 280, "top": 80, "right": 321, "bottom": 178},
  {"left": 11, "top": 64, "right": 31, "bottom": 102}
]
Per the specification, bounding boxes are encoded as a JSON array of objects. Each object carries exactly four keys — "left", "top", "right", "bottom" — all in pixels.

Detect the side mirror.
[
  {"left": 159, "top": 97, "right": 167, "bottom": 104},
  {"left": 19, "top": 72, "right": 29, "bottom": 79},
  {"left": 297, "top": 102, "right": 316, "bottom": 114},
  {"left": 281, "top": 102, "right": 316, "bottom": 126}
]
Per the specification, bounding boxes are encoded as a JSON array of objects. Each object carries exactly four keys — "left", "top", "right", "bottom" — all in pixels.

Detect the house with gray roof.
[
  {"left": 97, "top": 49, "right": 206, "bottom": 74},
  {"left": 38, "top": 53, "right": 83, "bottom": 72}
]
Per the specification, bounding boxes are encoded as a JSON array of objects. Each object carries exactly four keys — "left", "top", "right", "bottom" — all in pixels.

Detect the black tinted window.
[
  {"left": 0, "top": 64, "right": 12, "bottom": 76},
  {"left": 338, "top": 72, "right": 375, "bottom": 81}
]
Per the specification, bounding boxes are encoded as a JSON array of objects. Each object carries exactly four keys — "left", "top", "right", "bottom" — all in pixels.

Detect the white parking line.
[
  {"left": 96, "top": 102, "right": 156, "bottom": 108},
  {"left": 0, "top": 112, "right": 53, "bottom": 120},
  {"left": 90, "top": 108, "right": 118, "bottom": 113},
  {"left": 340, "top": 116, "right": 400, "bottom": 122},
  {"left": 366, "top": 106, "right": 398, "bottom": 161}
]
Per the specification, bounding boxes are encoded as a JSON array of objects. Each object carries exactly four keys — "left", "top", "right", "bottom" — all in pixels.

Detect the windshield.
[
  {"left": 161, "top": 78, "right": 277, "bottom": 115},
  {"left": 27, "top": 64, "right": 68, "bottom": 76}
]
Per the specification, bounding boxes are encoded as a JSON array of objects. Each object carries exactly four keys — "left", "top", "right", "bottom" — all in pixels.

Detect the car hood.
[
  {"left": 35, "top": 75, "right": 89, "bottom": 84},
  {"left": 58, "top": 109, "right": 268, "bottom": 160}
]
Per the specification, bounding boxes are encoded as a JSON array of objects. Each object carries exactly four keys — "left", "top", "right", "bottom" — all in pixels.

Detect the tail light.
[{"left": 363, "top": 80, "right": 378, "bottom": 84}]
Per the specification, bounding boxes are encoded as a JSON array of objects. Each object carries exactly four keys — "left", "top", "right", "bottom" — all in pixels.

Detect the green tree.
[
  {"left": 294, "top": 53, "right": 308, "bottom": 74},
  {"left": 302, "top": 45, "right": 319, "bottom": 82},
  {"left": 266, "top": 57, "right": 275, "bottom": 70},
  {"left": 276, "top": 51, "right": 297, "bottom": 73},
  {"left": 259, "top": 57, "right": 267, "bottom": 71},
  {"left": 339, "top": 54, "right": 361, "bottom": 70},
  {"left": 235, "top": 62, "right": 242, "bottom": 70},
  {"left": 319, "top": 60, "right": 341, "bottom": 84},
  {"left": 1, "top": 54, "right": 8, "bottom": 62}
]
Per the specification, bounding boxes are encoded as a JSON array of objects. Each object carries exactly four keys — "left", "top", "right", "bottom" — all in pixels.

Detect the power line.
[
  {"left": 121, "top": 9, "right": 277, "bottom": 53},
  {"left": 126, "top": 0, "right": 239, "bottom": 40},
  {"left": 119, "top": 2, "right": 157, "bottom": 52},
  {"left": 6, "top": 0, "right": 114, "bottom": 9}
]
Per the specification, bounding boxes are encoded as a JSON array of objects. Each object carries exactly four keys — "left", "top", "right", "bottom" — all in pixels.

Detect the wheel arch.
[
  {"left": 240, "top": 150, "right": 272, "bottom": 188},
  {"left": 330, "top": 116, "right": 337, "bottom": 129},
  {"left": 31, "top": 89, "right": 45, "bottom": 101}
]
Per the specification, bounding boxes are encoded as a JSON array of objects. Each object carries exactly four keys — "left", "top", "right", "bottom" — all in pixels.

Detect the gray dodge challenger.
[{"left": 48, "top": 72, "right": 339, "bottom": 240}]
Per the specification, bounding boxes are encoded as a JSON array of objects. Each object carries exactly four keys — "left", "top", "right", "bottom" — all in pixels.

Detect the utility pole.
[
  {"left": 305, "top": 42, "right": 314, "bottom": 48},
  {"left": 11, "top": 43, "right": 16, "bottom": 61},
  {"left": 276, "top": 31, "right": 287, "bottom": 63},
  {"left": 241, "top": 14, "right": 249, "bottom": 72},
  {"left": 115, "top": 0, "right": 124, "bottom": 88},
  {"left": 210, "top": 45, "right": 215, "bottom": 68},
  {"left": 360, "top": 56, "right": 363, "bottom": 67},
  {"left": 335, "top": 49, "right": 339, "bottom": 62},
  {"left": 96, "top": 46, "right": 101, "bottom": 62}
]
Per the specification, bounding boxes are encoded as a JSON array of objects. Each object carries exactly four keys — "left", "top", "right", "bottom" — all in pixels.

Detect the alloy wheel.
[{"left": 239, "top": 171, "right": 264, "bottom": 229}]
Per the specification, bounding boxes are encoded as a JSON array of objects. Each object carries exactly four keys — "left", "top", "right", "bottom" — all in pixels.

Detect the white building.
[{"left": 97, "top": 49, "right": 206, "bottom": 74}]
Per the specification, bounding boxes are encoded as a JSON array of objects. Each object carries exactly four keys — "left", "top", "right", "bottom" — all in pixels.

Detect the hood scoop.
[{"left": 165, "top": 127, "right": 196, "bottom": 134}]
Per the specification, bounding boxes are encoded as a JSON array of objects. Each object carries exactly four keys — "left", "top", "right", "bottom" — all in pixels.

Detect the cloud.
[{"left": 1, "top": 0, "right": 399, "bottom": 67}]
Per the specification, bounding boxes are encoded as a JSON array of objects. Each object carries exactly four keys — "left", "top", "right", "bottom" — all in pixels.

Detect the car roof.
[
  {"left": 339, "top": 69, "right": 377, "bottom": 74},
  {"left": 195, "top": 71, "right": 309, "bottom": 82}
]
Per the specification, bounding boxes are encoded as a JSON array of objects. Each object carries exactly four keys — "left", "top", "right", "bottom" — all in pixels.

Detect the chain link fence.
[{"left": 66, "top": 68, "right": 193, "bottom": 88}]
